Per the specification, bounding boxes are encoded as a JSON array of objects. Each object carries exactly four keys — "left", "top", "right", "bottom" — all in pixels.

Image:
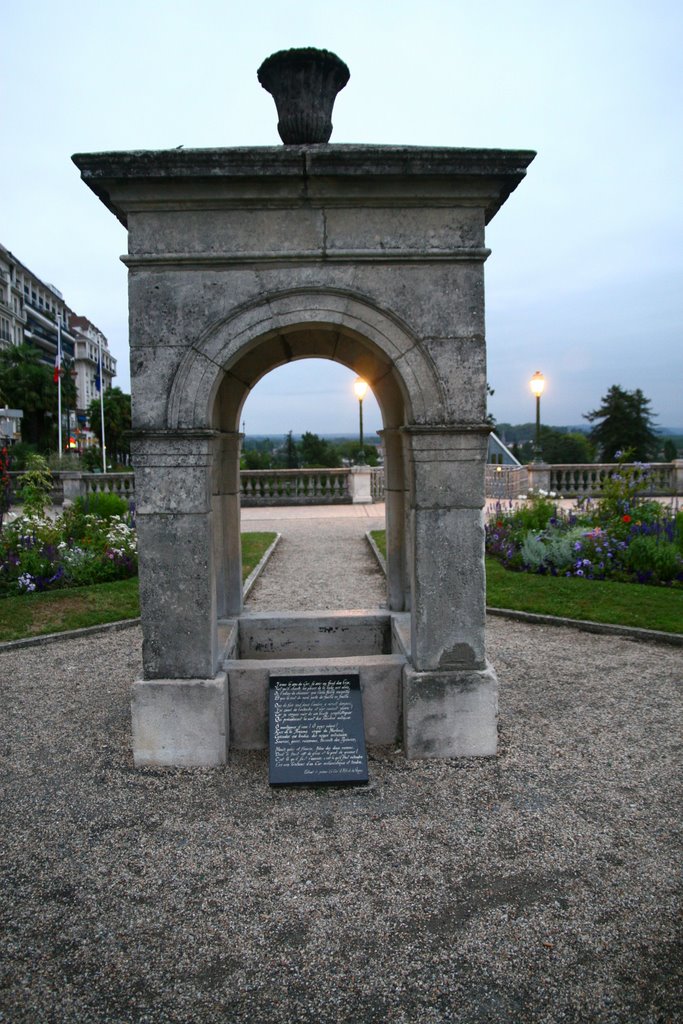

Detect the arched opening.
[
  {"left": 206, "top": 320, "right": 417, "bottom": 621},
  {"left": 239, "top": 358, "right": 382, "bottom": 440}
]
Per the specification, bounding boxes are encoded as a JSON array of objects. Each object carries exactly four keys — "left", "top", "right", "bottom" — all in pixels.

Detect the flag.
[
  {"left": 53, "top": 351, "right": 60, "bottom": 384},
  {"left": 95, "top": 368, "right": 101, "bottom": 392}
]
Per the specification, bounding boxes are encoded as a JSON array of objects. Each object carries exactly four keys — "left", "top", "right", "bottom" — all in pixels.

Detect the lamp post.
[
  {"left": 529, "top": 371, "right": 545, "bottom": 463},
  {"left": 353, "top": 376, "right": 369, "bottom": 464}
]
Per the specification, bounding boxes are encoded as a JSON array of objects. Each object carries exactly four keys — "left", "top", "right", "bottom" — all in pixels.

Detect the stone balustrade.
[
  {"left": 487, "top": 461, "right": 681, "bottom": 500},
  {"left": 548, "top": 463, "right": 677, "bottom": 498},
  {"left": 8, "top": 460, "right": 682, "bottom": 509},
  {"left": 371, "top": 466, "right": 385, "bottom": 501},
  {"left": 485, "top": 465, "right": 528, "bottom": 500},
  {"left": 240, "top": 467, "right": 351, "bottom": 506}
]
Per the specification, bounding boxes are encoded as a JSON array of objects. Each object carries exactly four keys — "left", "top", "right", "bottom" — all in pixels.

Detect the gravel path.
[
  {"left": 244, "top": 507, "right": 386, "bottom": 611},
  {"left": 1, "top": 510, "right": 682, "bottom": 1023}
]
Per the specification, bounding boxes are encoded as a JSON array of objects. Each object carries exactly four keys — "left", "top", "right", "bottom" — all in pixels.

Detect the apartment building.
[{"left": 0, "top": 244, "right": 116, "bottom": 442}]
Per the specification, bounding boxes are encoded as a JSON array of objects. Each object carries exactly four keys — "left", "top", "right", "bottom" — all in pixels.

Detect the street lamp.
[
  {"left": 529, "top": 371, "right": 545, "bottom": 463},
  {"left": 353, "top": 376, "right": 369, "bottom": 464}
]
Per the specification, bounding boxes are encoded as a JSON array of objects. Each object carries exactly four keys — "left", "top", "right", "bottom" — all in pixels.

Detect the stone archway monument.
[{"left": 74, "top": 49, "right": 534, "bottom": 767}]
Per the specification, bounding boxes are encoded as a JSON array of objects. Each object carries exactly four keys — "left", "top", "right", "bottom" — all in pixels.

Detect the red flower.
[{"left": 622, "top": 514, "right": 632, "bottom": 523}]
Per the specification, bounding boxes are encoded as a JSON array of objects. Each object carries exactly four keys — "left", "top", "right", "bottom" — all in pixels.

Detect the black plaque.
[{"left": 269, "top": 673, "right": 369, "bottom": 786}]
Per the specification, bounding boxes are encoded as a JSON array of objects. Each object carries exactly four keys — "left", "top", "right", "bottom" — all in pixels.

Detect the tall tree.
[
  {"left": 584, "top": 385, "right": 659, "bottom": 461},
  {"left": 539, "top": 427, "right": 595, "bottom": 464},
  {"left": 0, "top": 344, "right": 57, "bottom": 449},
  {"left": 299, "top": 432, "right": 339, "bottom": 468},
  {"left": 86, "top": 387, "right": 132, "bottom": 463}
]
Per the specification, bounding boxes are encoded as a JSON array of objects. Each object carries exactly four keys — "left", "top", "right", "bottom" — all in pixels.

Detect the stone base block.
[
  {"left": 403, "top": 661, "right": 498, "bottom": 758},
  {"left": 225, "top": 654, "right": 404, "bottom": 749},
  {"left": 131, "top": 673, "right": 227, "bottom": 767}
]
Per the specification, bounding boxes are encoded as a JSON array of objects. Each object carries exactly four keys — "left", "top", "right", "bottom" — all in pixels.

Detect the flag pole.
[
  {"left": 98, "top": 337, "right": 107, "bottom": 473},
  {"left": 56, "top": 315, "right": 63, "bottom": 457}
]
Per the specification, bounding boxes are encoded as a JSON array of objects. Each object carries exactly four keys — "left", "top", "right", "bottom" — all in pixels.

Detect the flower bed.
[
  {"left": 486, "top": 457, "right": 683, "bottom": 587},
  {"left": 0, "top": 505, "right": 137, "bottom": 597}
]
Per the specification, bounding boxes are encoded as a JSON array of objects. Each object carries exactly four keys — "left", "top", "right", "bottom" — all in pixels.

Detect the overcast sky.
[{"left": 3, "top": 0, "right": 681, "bottom": 435}]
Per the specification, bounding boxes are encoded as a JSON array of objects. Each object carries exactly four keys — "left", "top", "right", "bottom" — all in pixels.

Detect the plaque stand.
[{"left": 269, "top": 673, "right": 369, "bottom": 786}]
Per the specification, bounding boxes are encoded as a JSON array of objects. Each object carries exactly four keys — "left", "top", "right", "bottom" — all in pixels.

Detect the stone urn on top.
[{"left": 257, "top": 47, "right": 350, "bottom": 144}]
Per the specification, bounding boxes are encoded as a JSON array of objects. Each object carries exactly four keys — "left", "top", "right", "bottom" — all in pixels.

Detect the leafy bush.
[
  {"left": 74, "top": 492, "right": 129, "bottom": 519},
  {"left": 506, "top": 490, "right": 558, "bottom": 534},
  {"left": 81, "top": 447, "right": 103, "bottom": 472},
  {"left": 4, "top": 442, "right": 38, "bottom": 471},
  {"left": 16, "top": 454, "right": 54, "bottom": 518},
  {"left": 520, "top": 525, "right": 587, "bottom": 573},
  {"left": 624, "top": 536, "right": 683, "bottom": 583}
]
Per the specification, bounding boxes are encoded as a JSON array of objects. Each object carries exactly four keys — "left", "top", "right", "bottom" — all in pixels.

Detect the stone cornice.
[
  {"left": 401, "top": 423, "right": 492, "bottom": 435},
  {"left": 121, "top": 248, "right": 491, "bottom": 269},
  {"left": 72, "top": 144, "right": 536, "bottom": 228}
]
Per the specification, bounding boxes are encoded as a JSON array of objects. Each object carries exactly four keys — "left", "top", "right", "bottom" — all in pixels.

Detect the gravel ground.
[{"left": 1, "top": 511, "right": 682, "bottom": 1023}]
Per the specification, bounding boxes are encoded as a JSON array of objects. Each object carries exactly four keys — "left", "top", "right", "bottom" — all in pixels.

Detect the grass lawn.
[
  {"left": 0, "top": 532, "right": 277, "bottom": 644},
  {"left": 370, "top": 530, "right": 683, "bottom": 635}
]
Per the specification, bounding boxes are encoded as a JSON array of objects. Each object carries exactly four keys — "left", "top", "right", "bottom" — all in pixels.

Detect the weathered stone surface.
[
  {"left": 403, "top": 662, "right": 498, "bottom": 758},
  {"left": 420, "top": 335, "right": 488, "bottom": 422},
  {"left": 238, "top": 611, "right": 391, "bottom": 660},
  {"left": 404, "top": 428, "right": 489, "bottom": 509},
  {"left": 226, "top": 654, "right": 403, "bottom": 749},
  {"left": 136, "top": 512, "right": 216, "bottom": 679},
  {"left": 409, "top": 507, "right": 487, "bottom": 672},
  {"left": 128, "top": 208, "right": 326, "bottom": 257},
  {"left": 323, "top": 206, "right": 486, "bottom": 254},
  {"left": 131, "top": 674, "right": 227, "bottom": 766}
]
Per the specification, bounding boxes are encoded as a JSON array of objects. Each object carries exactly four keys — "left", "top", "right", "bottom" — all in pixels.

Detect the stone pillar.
[
  {"left": 213, "top": 431, "right": 243, "bottom": 618},
  {"left": 673, "top": 460, "right": 683, "bottom": 497},
  {"left": 59, "top": 471, "right": 84, "bottom": 505},
  {"left": 131, "top": 430, "right": 217, "bottom": 679},
  {"left": 349, "top": 464, "right": 372, "bottom": 503},
  {"left": 402, "top": 425, "right": 498, "bottom": 758},
  {"left": 527, "top": 462, "right": 551, "bottom": 494},
  {"left": 379, "top": 428, "right": 408, "bottom": 611}
]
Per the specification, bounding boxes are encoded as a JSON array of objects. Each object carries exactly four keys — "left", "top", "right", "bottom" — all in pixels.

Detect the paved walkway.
[{"left": 243, "top": 503, "right": 387, "bottom": 611}]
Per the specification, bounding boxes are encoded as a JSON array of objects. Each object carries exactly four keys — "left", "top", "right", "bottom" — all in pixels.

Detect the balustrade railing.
[
  {"left": 485, "top": 465, "right": 528, "bottom": 500},
  {"left": 371, "top": 467, "right": 385, "bottom": 501},
  {"left": 7, "top": 461, "right": 680, "bottom": 510},
  {"left": 548, "top": 463, "right": 675, "bottom": 498},
  {"left": 240, "top": 468, "right": 351, "bottom": 506},
  {"left": 82, "top": 472, "right": 136, "bottom": 503}
]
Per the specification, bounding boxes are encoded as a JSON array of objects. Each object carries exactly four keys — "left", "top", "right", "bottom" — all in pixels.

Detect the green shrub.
[
  {"left": 81, "top": 447, "right": 103, "bottom": 472},
  {"left": 5, "top": 442, "right": 38, "bottom": 471},
  {"left": 508, "top": 491, "right": 558, "bottom": 533},
  {"left": 624, "top": 536, "right": 683, "bottom": 582},
  {"left": 521, "top": 525, "right": 587, "bottom": 573},
  {"left": 75, "top": 492, "right": 129, "bottom": 519},
  {"left": 676, "top": 513, "right": 683, "bottom": 556},
  {"left": 16, "top": 454, "right": 54, "bottom": 517}
]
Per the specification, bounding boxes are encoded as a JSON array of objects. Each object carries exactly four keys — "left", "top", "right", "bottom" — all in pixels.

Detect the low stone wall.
[{"left": 8, "top": 460, "right": 682, "bottom": 509}]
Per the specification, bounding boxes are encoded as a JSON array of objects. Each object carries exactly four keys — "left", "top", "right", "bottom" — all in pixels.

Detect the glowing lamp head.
[
  {"left": 529, "top": 371, "right": 545, "bottom": 397},
  {"left": 353, "top": 377, "right": 369, "bottom": 401}
]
